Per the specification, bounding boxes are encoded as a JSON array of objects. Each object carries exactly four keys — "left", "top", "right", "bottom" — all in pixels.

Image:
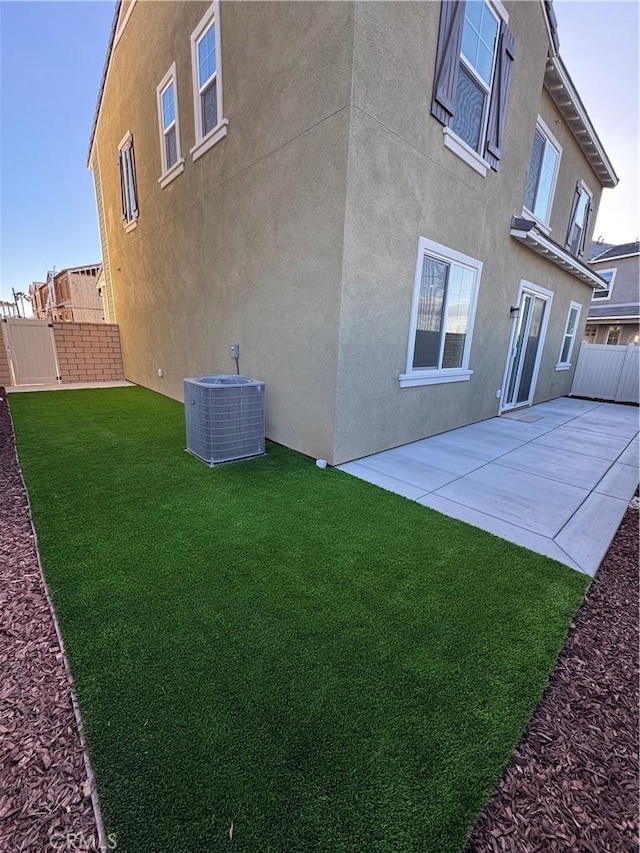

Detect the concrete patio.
[{"left": 338, "top": 398, "right": 639, "bottom": 575}]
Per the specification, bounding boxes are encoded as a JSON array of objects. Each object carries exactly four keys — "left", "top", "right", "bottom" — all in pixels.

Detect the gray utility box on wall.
[{"left": 184, "top": 375, "right": 266, "bottom": 465}]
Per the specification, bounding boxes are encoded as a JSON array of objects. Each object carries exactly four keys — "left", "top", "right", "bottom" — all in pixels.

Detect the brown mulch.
[
  {"left": 468, "top": 504, "right": 640, "bottom": 852},
  {"left": 0, "top": 390, "right": 100, "bottom": 852}
]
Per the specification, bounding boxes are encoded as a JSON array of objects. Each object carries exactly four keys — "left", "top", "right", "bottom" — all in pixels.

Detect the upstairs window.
[
  {"left": 592, "top": 268, "right": 616, "bottom": 300},
  {"left": 431, "top": 0, "right": 516, "bottom": 174},
  {"left": 524, "top": 118, "right": 561, "bottom": 227},
  {"left": 557, "top": 301, "right": 581, "bottom": 369},
  {"left": 190, "top": 1, "right": 227, "bottom": 160},
  {"left": 400, "top": 237, "right": 482, "bottom": 387},
  {"left": 566, "top": 181, "right": 593, "bottom": 257},
  {"left": 156, "top": 64, "right": 184, "bottom": 187},
  {"left": 118, "top": 132, "right": 138, "bottom": 229},
  {"left": 450, "top": 2, "right": 500, "bottom": 153}
]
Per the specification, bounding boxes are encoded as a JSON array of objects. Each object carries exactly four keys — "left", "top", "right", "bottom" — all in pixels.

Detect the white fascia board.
[{"left": 510, "top": 226, "right": 609, "bottom": 289}]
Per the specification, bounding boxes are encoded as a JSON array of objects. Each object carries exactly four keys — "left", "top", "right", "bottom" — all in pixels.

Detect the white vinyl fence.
[{"left": 570, "top": 342, "right": 639, "bottom": 403}]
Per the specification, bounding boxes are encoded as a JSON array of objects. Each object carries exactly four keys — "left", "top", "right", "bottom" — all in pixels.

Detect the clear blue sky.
[
  {"left": 0, "top": 1, "right": 115, "bottom": 302},
  {"left": 0, "top": 0, "right": 638, "bottom": 306}
]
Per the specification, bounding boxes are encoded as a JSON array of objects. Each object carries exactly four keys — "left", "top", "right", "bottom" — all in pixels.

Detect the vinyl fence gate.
[
  {"left": 1, "top": 318, "right": 60, "bottom": 386},
  {"left": 570, "top": 342, "right": 639, "bottom": 404}
]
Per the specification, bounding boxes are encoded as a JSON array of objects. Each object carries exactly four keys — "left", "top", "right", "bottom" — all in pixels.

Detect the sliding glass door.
[{"left": 502, "top": 284, "right": 552, "bottom": 410}]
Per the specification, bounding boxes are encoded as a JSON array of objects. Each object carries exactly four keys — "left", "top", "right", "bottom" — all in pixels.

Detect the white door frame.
[{"left": 500, "top": 280, "right": 553, "bottom": 413}]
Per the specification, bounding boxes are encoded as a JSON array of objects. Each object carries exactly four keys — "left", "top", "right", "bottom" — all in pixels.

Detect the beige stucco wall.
[
  {"left": 67, "top": 272, "right": 105, "bottom": 323},
  {"left": 586, "top": 253, "right": 640, "bottom": 346},
  {"left": 93, "top": 1, "right": 354, "bottom": 461},
  {"left": 332, "top": 0, "right": 600, "bottom": 463},
  {"left": 92, "top": 0, "right": 609, "bottom": 465},
  {"left": 590, "top": 253, "right": 639, "bottom": 304},
  {"left": 585, "top": 323, "right": 640, "bottom": 346}
]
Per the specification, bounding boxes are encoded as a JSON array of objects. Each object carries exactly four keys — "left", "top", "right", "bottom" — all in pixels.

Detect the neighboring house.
[
  {"left": 30, "top": 266, "right": 105, "bottom": 323},
  {"left": 585, "top": 241, "right": 639, "bottom": 346},
  {"left": 96, "top": 266, "right": 117, "bottom": 324},
  {"left": 29, "top": 283, "right": 48, "bottom": 318},
  {"left": 88, "top": 0, "right": 617, "bottom": 465}
]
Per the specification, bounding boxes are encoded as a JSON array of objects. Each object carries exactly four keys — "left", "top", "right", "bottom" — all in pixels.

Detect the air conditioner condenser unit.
[{"left": 184, "top": 375, "right": 266, "bottom": 465}]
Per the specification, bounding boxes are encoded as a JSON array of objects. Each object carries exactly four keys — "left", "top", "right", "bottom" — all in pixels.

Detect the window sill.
[
  {"left": 159, "top": 158, "right": 185, "bottom": 188},
  {"left": 521, "top": 207, "right": 551, "bottom": 236},
  {"left": 191, "top": 119, "right": 229, "bottom": 162},
  {"left": 555, "top": 363, "right": 571, "bottom": 371},
  {"left": 442, "top": 128, "right": 488, "bottom": 177},
  {"left": 399, "top": 369, "right": 473, "bottom": 388},
  {"left": 123, "top": 219, "right": 138, "bottom": 233}
]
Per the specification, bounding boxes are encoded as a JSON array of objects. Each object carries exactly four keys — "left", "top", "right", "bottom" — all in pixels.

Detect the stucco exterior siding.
[
  {"left": 94, "top": 1, "right": 354, "bottom": 462},
  {"left": 330, "top": 1, "right": 597, "bottom": 464},
  {"left": 591, "top": 255, "right": 639, "bottom": 305},
  {"left": 91, "top": 0, "right": 614, "bottom": 466},
  {"left": 332, "top": 103, "right": 594, "bottom": 463},
  {"left": 537, "top": 90, "right": 603, "bottom": 247},
  {"left": 586, "top": 253, "right": 640, "bottom": 346}
]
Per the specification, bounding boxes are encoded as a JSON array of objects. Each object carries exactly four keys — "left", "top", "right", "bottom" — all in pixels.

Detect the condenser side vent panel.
[{"left": 184, "top": 375, "right": 265, "bottom": 465}]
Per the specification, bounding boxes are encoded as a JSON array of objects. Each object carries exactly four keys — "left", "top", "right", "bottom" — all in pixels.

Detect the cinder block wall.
[{"left": 53, "top": 323, "right": 124, "bottom": 382}]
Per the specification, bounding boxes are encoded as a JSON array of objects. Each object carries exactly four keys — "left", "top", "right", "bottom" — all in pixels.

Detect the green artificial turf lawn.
[{"left": 9, "top": 387, "right": 588, "bottom": 853}]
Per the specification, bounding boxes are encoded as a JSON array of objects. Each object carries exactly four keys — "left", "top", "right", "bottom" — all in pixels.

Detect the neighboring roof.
[
  {"left": 589, "top": 241, "right": 616, "bottom": 261},
  {"left": 510, "top": 217, "right": 609, "bottom": 289},
  {"left": 86, "top": 0, "right": 618, "bottom": 188},
  {"left": 589, "top": 242, "right": 640, "bottom": 264},
  {"left": 588, "top": 303, "right": 640, "bottom": 321},
  {"left": 55, "top": 265, "right": 102, "bottom": 279}
]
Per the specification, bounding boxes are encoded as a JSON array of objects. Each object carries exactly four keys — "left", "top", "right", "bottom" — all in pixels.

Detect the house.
[
  {"left": 30, "top": 266, "right": 105, "bottom": 324},
  {"left": 96, "top": 267, "right": 117, "bottom": 324},
  {"left": 28, "top": 283, "right": 47, "bottom": 318},
  {"left": 585, "top": 241, "right": 639, "bottom": 346},
  {"left": 88, "top": 0, "right": 617, "bottom": 466}
]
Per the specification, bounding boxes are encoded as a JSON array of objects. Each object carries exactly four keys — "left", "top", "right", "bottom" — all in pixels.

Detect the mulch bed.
[
  {"left": 1, "top": 386, "right": 637, "bottom": 852},
  {"left": 468, "top": 504, "right": 639, "bottom": 852},
  {"left": 0, "top": 390, "right": 100, "bottom": 852}
]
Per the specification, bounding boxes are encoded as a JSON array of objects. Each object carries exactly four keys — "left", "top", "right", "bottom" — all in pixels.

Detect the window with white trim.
[
  {"left": 566, "top": 180, "right": 593, "bottom": 257},
  {"left": 606, "top": 326, "right": 621, "bottom": 345},
  {"left": 592, "top": 268, "right": 616, "bottom": 300},
  {"left": 557, "top": 301, "right": 581, "bottom": 368},
  {"left": 118, "top": 132, "right": 138, "bottom": 228},
  {"left": 524, "top": 118, "right": 561, "bottom": 226},
  {"left": 156, "top": 64, "right": 184, "bottom": 186},
  {"left": 400, "top": 238, "right": 482, "bottom": 388},
  {"left": 190, "top": 1, "right": 227, "bottom": 160},
  {"left": 431, "top": 1, "right": 516, "bottom": 176},
  {"left": 450, "top": 1, "right": 500, "bottom": 154}
]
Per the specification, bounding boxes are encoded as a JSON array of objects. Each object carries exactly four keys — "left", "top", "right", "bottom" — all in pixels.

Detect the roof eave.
[
  {"left": 510, "top": 218, "right": 610, "bottom": 288},
  {"left": 587, "top": 314, "right": 640, "bottom": 322},
  {"left": 543, "top": 55, "right": 618, "bottom": 189},
  {"left": 87, "top": 1, "right": 121, "bottom": 168}
]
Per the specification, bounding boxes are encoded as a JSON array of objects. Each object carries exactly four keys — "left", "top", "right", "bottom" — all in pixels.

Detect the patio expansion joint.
[
  {"left": 359, "top": 404, "right": 622, "bottom": 507},
  {"left": 551, "top": 446, "right": 639, "bottom": 544},
  {"left": 347, "top": 400, "right": 637, "bottom": 574},
  {"left": 345, "top": 460, "right": 432, "bottom": 500},
  {"left": 425, "top": 417, "right": 594, "bottom": 506},
  {"left": 422, "top": 489, "right": 561, "bottom": 542}
]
